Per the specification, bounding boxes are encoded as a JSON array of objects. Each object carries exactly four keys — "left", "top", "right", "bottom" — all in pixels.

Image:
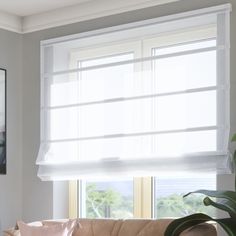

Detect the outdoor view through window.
[{"left": 79, "top": 175, "right": 216, "bottom": 218}]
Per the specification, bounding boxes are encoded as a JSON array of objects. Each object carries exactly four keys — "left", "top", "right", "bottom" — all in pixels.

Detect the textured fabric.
[
  {"left": 73, "top": 218, "right": 217, "bottom": 236},
  {"left": 42, "top": 219, "right": 81, "bottom": 236},
  {"left": 38, "top": 6, "right": 231, "bottom": 182},
  {"left": 182, "top": 223, "right": 218, "bottom": 236},
  {"left": 18, "top": 219, "right": 76, "bottom": 236},
  {"left": 3, "top": 228, "right": 20, "bottom": 236},
  {"left": 5, "top": 218, "right": 217, "bottom": 236},
  {"left": 4, "top": 221, "right": 42, "bottom": 236}
]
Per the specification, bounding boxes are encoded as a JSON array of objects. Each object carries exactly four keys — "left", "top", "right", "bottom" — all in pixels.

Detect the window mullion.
[
  {"left": 69, "top": 180, "right": 78, "bottom": 218},
  {"left": 142, "top": 177, "right": 153, "bottom": 218},
  {"left": 134, "top": 177, "right": 152, "bottom": 218},
  {"left": 134, "top": 177, "right": 142, "bottom": 217}
]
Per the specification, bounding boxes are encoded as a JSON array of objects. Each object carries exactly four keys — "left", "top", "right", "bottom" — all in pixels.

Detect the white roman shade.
[{"left": 38, "top": 4, "right": 231, "bottom": 181}]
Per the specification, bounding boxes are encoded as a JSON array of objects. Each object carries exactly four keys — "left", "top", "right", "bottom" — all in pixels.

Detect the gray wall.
[{"left": 0, "top": 30, "right": 22, "bottom": 231}]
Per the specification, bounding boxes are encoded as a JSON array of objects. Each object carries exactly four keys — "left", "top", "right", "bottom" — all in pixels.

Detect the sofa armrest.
[{"left": 181, "top": 223, "right": 217, "bottom": 236}]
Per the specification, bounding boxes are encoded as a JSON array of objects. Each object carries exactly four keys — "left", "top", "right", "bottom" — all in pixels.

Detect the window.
[
  {"left": 154, "top": 175, "right": 216, "bottom": 218},
  {"left": 39, "top": 4, "right": 231, "bottom": 219},
  {"left": 71, "top": 175, "right": 216, "bottom": 219},
  {"left": 79, "top": 179, "right": 134, "bottom": 218}
]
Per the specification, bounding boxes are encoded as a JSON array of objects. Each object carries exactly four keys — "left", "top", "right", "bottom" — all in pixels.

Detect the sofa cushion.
[
  {"left": 17, "top": 219, "right": 76, "bottom": 236},
  {"left": 181, "top": 223, "right": 217, "bottom": 236},
  {"left": 4, "top": 218, "right": 216, "bottom": 236},
  {"left": 73, "top": 218, "right": 216, "bottom": 236},
  {"left": 73, "top": 219, "right": 123, "bottom": 236},
  {"left": 3, "top": 228, "right": 20, "bottom": 236},
  {"left": 42, "top": 219, "right": 81, "bottom": 236},
  {"left": 3, "top": 221, "right": 42, "bottom": 236},
  {"left": 73, "top": 219, "right": 173, "bottom": 236}
]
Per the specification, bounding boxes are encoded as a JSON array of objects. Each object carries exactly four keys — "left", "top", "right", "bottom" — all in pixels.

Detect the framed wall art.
[{"left": 0, "top": 69, "right": 6, "bottom": 174}]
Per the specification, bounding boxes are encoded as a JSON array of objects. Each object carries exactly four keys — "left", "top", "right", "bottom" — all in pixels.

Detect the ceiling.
[{"left": 0, "top": 0, "right": 92, "bottom": 16}]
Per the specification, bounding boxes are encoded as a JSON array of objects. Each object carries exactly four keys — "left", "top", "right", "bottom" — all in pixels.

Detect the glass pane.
[
  {"left": 45, "top": 130, "right": 216, "bottom": 162},
  {"left": 47, "top": 74, "right": 78, "bottom": 107},
  {"left": 81, "top": 53, "right": 133, "bottom": 67},
  {"left": 46, "top": 48, "right": 216, "bottom": 107},
  {"left": 154, "top": 175, "right": 216, "bottom": 218},
  {"left": 49, "top": 91, "right": 216, "bottom": 140},
  {"left": 155, "top": 39, "right": 216, "bottom": 56},
  {"left": 154, "top": 130, "right": 216, "bottom": 157},
  {"left": 156, "top": 91, "right": 216, "bottom": 131},
  {"left": 153, "top": 50, "right": 216, "bottom": 93},
  {"left": 48, "top": 53, "right": 135, "bottom": 107},
  {"left": 81, "top": 179, "right": 133, "bottom": 218}
]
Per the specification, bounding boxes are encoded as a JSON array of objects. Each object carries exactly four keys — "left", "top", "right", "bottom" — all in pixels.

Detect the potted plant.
[{"left": 164, "top": 134, "right": 236, "bottom": 236}]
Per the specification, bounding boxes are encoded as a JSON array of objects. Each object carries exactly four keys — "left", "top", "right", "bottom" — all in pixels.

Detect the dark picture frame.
[{"left": 0, "top": 69, "right": 6, "bottom": 174}]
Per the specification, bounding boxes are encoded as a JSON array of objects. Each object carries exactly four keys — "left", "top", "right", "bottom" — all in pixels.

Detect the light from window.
[
  {"left": 154, "top": 175, "right": 216, "bottom": 218},
  {"left": 80, "top": 179, "right": 134, "bottom": 218}
]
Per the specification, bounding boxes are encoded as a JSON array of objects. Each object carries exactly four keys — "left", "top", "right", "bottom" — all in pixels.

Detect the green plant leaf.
[
  {"left": 218, "top": 218, "right": 236, "bottom": 236},
  {"left": 231, "top": 134, "right": 236, "bottom": 142},
  {"left": 234, "top": 151, "right": 236, "bottom": 191},
  {"left": 184, "top": 190, "right": 236, "bottom": 205},
  {"left": 164, "top": 213, "right": 212, "bottom": 236},
  {"left": 203, "top": 197, "right": 236, "bottom": 219},
  {"left": 164, "top": 213, "right": 236, "bottom": 236}
]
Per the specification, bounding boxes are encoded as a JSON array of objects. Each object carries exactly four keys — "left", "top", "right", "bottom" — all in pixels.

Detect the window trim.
[
  {"left": 69, "top": 180, "right": 78, "bottom": 218},
  {"left": 134, "top": 177, "right": 153, "bottom": 218}
]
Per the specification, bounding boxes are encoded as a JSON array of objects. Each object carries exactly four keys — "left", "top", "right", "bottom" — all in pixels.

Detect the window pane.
[
  {"left": 48, "top": 91, "right": 216, "bottom": 140},
  {"left": 47, "top": 43, "right": 216, "bottom": 107},
  {"left": 45, "top": 130, "right": 216, "bottom": 163},
  {"left": 81, "top": 53, "right": 133, "bottom": 67},
  {"left": 153, "top": 49, "right": 216, "bottom": 93},
  {"left": 155, "top": 39, "right": 216, "bottom": 56},
  {"left": 153, "top": 130, "right": 216, "bottom": 156},
  {"left": 154, "top": 175, "right": 216, "bottom": 218},
  {"left": 80, "top": 179, "right": 133, "bottom": 218},
  {"left": 48, "top": 53, "right": 134, "bottom": 107},
  {"left": 156, "top": 90, "right": 216, "bottom": 131}
]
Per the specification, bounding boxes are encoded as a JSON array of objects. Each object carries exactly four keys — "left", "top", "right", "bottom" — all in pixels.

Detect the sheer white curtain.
[{"left": 38, "top": 4, "right": 231, "bottom": 181}]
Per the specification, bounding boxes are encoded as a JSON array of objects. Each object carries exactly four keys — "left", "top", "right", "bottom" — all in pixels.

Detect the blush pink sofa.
[
  {"left": 71, "top": 218, "right": 217, "bottom": 236},
  {"left": 4, "top": 218, "right": 217, "bottom": 236}
]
